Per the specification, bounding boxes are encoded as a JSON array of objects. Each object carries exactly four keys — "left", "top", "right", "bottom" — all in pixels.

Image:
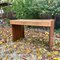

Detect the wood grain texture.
[
  {"left": 49, "top": 21, "right": 55, "bottom": 49},
  {"left": 12, "top": 25, "right": 24, "bottom": 41},
  {"left": 10, "top": 19, "right": 54, "bottom": 27}
]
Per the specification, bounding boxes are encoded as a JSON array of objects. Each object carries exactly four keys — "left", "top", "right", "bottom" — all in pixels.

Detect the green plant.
[
  {"left": 4, "top": 0, "right": 60, "bottom": 19},
  {"left": 12, "top": 0, "right": 39, "bottom": 19},
  {"left": 55, "top": 29, "right": 60, "bottom": 33},
  {"left": 30, "top": 0, "right": 60, "bottom": 18}
]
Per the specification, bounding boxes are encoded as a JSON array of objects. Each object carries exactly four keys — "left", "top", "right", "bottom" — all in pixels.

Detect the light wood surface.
[{"left": 10, "top": 19, "right": 54, "bottom": 27}]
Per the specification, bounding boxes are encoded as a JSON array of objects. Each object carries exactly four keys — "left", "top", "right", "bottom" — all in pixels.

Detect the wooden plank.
[
  {"left": 12, "top": 25, "right": 24, "bottom": 41},
  {"left": 10, "top": 19, "right": 54, "bottom": 27},
  {"left": 49, "top": 21, "right": 54, "bottom": 49}
]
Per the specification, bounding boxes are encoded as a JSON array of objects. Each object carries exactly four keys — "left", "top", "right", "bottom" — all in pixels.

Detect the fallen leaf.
[
  {"left": 53, "top": 57, "right": 59, "bottom": 60},
  {"left": 13, "top": 45, "right": 17, "bottom": 48},
  {"left": 0, "top": 41, "right": 3, "bottom": 45},
  {"left": 52, "top": 51, "right": 59, "bottom": 55}
]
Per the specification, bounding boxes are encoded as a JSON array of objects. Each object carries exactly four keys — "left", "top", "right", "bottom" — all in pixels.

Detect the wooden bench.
[{"left": 10, "top": 19, "right": 54, "bottom": 49}]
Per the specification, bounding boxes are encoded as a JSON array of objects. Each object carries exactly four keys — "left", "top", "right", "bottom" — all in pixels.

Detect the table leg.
[
  {"left": 12, "top": 25, "right": 24, "bottom": 41},
  {"left": 49, "top": 21, "right": 54, "bottom": 50}
]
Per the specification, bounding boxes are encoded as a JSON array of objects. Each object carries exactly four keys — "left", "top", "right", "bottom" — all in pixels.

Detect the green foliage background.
[
  {"left": 2, "top": 0, "right": 60, "bottom": 19},
  {"left": 11, "top": 0, "right": 39, "bottom": 19},
  {"left": 11, "top": 0, "right": 60, "bottom": 19}
]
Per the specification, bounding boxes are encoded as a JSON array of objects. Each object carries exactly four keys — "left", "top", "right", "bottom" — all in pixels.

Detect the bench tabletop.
[{"left": 10, "top": 19, "right": 54, "bottom": 27}]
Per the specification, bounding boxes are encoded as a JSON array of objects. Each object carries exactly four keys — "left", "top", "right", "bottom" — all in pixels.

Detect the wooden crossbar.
[{"left": 10, "top": 19, "right": 55, "bottom": 50}]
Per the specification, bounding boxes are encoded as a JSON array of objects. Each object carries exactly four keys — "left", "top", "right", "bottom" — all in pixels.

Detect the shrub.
[
  {"left": 11, "top": 0, "right": 60, "bottom": 19},
  {"left": 12, "top": 0, "right": 39, "bottom": 19}
]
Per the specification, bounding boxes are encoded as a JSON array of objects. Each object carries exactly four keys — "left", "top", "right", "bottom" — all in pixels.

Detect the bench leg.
[
  {"left": 12, "top": 25, "right": 24, "bottom": 41},
  {"left": 49, "top": 21, "right": 54, "bottom": 50}
]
